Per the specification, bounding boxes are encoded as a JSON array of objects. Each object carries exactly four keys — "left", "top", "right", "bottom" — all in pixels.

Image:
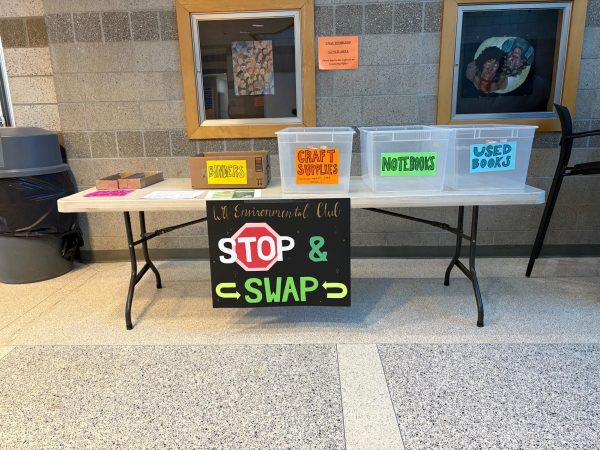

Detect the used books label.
[{"left": 207, "top": 198, "right": 351, "bottom": 307}]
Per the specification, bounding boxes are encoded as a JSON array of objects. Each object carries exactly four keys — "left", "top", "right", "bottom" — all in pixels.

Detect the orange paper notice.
[
  {"left": 296, "top": 148, "right": 340, "bottom": 184},
  {"left": 318, "top": 36, "right": 359, "bottom": 70}
]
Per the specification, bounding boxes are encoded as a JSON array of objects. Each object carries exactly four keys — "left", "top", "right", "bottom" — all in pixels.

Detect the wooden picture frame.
[
  {"left": 436, "top": 0, "right": 588, "bottom": 132},
  {"left": 175, "top": 0, "right": 316, "bottom": 139}
]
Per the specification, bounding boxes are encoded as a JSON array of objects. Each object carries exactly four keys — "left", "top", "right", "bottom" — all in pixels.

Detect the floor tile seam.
[
  {"left": 56, "top": 262, "right": 95, "bottom": 279},
  {"left": 335, "top": 344, "right": 348, "bottom": 450},
  {"left": 4, "top": 343, "right": 344, "bottom": 348},
  {"left": 8, "top": 339, "right": 600, "bottom": 347},
  {"left": 337, "top": 344, "right": 406, "bottom": 450},
  {"left": 0, "top": 269, "right": 114, "bottom": 342},
  {"left": 375, "top": 343, "right": 408, "bottom": 450},
  {"left": 0, "top": 346, "right": 15, "bottom": 361},
  {"left": 0, "top": 287, "right": 71, "bottom": 336}
]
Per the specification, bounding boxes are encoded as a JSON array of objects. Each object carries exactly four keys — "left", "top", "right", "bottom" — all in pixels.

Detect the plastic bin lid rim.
[
  {"left": 433, "top": 124, "right": 538, "bottom": 129},
  {"left": 276, "top": 127, "right": 355, "bottom": 134}
]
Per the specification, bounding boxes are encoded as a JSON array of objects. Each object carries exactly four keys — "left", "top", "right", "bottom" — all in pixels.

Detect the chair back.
[
  {"left": 553, "top": 103, "right": 573, "bottom": 165},
  {"left": 554, "top": 103, "right": 573, "bottom": 137}
]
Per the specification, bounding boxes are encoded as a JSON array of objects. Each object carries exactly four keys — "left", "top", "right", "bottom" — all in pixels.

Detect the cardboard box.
[
  {"left": 95, "top": 171, "right": 163, "bottom": 190},
  {"left": 189, "top": 150, "right": 271, "bottom": 189},
  {"left": 95, "top": 173, "right": 121, "bottom": 190},
  {"left": 118, "top": 171, "right": 163, "bottom": 189}
]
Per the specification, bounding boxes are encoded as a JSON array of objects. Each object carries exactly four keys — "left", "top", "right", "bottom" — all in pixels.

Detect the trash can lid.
[
  {"left": 0, "top": 127, "right": 67, "bottom": 178},
  {"left": 0, "top": 127, "right": 56, "bottom": 138}
]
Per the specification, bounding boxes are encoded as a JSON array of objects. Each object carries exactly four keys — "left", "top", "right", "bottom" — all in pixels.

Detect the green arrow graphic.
[
  {"left": 322, "top": 282, "right": 348, "bottom": 299},
  {"left": 216, "top": 282, "right": 240, "bottom": 299}
]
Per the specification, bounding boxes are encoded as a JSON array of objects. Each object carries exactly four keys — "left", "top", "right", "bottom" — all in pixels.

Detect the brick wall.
[{"left": 0, "top": 0, "right": 598, "bottom": 255}]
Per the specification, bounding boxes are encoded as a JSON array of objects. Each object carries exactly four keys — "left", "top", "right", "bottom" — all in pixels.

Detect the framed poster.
[
  {"left": 175, "top": 0, "right": 316, "bottom": 139},
  {"left": 207, "top": 199, "right": 351, "bottom": 307},
  {"left": 437, "top": 0, "right": 588, "bottom": 132}
]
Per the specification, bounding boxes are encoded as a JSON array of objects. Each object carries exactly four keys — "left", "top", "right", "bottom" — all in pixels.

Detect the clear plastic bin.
[
  {"left": 439, "top": 125, "right": 537, "bottom": 190},
  {"left": 359, "top": 126, "right": 453, "bottom": 192},
  {"left": 276, "top": 127, "right": 355, "bottom": 193}
]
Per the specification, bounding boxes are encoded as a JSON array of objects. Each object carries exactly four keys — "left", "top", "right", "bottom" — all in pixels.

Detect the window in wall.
[{"left": 0, "top": 37, "right": 15, "bottom": 127}]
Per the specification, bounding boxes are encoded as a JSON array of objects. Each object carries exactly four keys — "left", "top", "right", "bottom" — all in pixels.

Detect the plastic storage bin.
[
  {"left": 276, "top": 127, "right": 355, "bottom": 193},
  {"left": 359, "top": 126, "right": 453, "bottom": 192},
  {"left": 440, "top": 125, "right": 536, "bottom": 190}
]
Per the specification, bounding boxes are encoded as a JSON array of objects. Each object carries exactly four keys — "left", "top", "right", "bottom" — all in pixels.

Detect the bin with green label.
[
  {"left": 359, "top": 126, "right": 453, "bottom": 192},
  {"left": 436, "top": 125, "right": 536, "bottom": 190}
]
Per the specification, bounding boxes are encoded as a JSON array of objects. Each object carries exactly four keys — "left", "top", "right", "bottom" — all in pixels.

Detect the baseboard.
[{"left": 79, "top": 245, "right": 600, "bottom": 263}]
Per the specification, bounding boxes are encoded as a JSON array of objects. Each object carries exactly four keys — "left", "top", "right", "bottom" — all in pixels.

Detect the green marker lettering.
[
  {"left": 244, "top": 278, "right": 262, "bottom": 304},
  {"left": 283, "top": 277, "right": 300, "bottom": 302},
  {"left": 265, "top": 277, "right": 281, "bottom": 303},
  {"left": 380, "top": 152, "right": 437, "bottom": 177},
  {"left": 300, "top": 277, "right": 318, "bottom": 301}
]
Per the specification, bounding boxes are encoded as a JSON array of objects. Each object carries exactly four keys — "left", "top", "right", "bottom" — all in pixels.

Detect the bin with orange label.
[{"left": 275, "top": 127, "right": 355, "bottom": 193}]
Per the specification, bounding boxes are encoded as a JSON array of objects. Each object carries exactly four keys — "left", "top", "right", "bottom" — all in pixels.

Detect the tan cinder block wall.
[
  {"left": 3, "top": 0, "right": 600, "bottom": 254},
  {"left": 0, "top": 0, "right": 60, "bottom": 130}
]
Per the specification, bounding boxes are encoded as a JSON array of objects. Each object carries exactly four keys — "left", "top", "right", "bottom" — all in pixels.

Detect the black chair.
[{"left": 526, "top": 104, "right": 600, "bottom": 277}]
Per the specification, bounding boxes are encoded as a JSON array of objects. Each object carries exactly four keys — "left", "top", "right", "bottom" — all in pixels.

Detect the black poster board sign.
[{"left": 207, "top": 198, "right": 350, "bottom": 307}]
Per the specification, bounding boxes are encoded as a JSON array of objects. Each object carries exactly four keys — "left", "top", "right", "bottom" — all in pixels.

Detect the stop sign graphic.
[{"left": 230, "top": 223, "right": 294, "bottom": 271}]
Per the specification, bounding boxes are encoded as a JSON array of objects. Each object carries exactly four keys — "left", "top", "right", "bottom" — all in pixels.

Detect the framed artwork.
[
  {"left": 437, "top": 0, "right": 588, "bottom": 132},
  {"left": 175, "top": 0, "right": 316, "bottom": 139}
]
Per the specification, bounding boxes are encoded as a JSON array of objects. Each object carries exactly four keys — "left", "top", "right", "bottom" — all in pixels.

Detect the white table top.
[{"left": 57, "top": 177, "right": 545, "bottom": 213}]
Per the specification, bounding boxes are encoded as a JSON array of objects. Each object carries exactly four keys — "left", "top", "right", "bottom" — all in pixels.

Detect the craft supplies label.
[
  {"left": 470, "top": 142, "right": 516, "bottom": 173},
  {"left": 296, "top": 148, "right": 340, "bottom": 184},
  {"left": 380, "top": 152, "right": 437, "bottom": 176},
  {"left": 207, "top": 199, "right": 351, "bottom": 307},
  {"left": 206, "top": 160, "right": 247, "bottom": 184}
]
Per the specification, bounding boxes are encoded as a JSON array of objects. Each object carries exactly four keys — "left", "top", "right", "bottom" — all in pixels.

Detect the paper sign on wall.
[
  {"left": 318, "top": 36, "right": 359, "bottom": 70},
  {"left": 296, "top": 148, "right": 340, "bottom": 184},
  {"left": 470, "top": 142, "right": 516, "bottom": 173},
  {"left": 380, "top": 152, "right": 437, "bottom": 177},
  {"left": 206, "top": 160, "right": 247, "bottom": 184}
]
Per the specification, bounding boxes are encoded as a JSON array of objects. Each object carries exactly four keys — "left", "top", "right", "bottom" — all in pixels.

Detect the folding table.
[{"left": 58, "top": 177, "right": 545, "bottom": 329}]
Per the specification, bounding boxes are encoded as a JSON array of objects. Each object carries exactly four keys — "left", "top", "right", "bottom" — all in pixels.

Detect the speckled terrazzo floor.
[
  {"left": 0, "top": 345, "right": 344, "bottom": 449},
  {"left": 378, "top": 344, "right": 600, "bottom": 450},
  {"left": 0, "top": 258, "right": 599, "bottom": 449}
]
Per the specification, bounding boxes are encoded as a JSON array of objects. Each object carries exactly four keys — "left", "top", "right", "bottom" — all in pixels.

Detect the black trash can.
[{"left": 0, "top": 127, "right": 83, "bottom": 284}]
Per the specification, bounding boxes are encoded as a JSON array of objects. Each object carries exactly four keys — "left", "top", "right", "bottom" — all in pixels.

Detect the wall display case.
[
  {"left": 176, "top": 0, "right": 316, "bottom": 139},
  {"left": 437, "top": 0, "right": 588, "bottom": 131}
]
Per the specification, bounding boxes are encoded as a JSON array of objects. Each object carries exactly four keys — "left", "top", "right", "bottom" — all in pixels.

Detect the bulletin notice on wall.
[{"left": 318, "top": 36, "right": 359, "bottom": 70}]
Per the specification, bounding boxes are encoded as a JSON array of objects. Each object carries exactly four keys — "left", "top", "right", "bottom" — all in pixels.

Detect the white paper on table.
[
  {"left": 205, "top": 189, "right": 261, "bottom": 200},
  {"left": 142, "top": 190, "right": 205, "bottom": 200}
]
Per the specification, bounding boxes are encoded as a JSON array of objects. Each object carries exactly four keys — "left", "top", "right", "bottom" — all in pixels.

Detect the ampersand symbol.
[{"left": 309, "top": 236, "right": 328, "bottom": 262}]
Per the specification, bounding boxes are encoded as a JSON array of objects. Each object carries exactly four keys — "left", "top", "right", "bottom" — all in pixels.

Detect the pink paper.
[{"left": 84, "top": 189, "right": 134, "bottom": 197}]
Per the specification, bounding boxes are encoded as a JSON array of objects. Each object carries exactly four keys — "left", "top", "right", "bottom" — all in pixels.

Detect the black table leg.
[
  {"left": 124, "top": 212, "right": 137, "bottom": 330},
  {"left": 123, "top": 211, "right": 163, "bottom": 330},
  {"left": 122, "top": 212, "right": 207, "bottom": 329},
  {"left": 442, "top": 206, "right": 484, "bottom": 327},
  {"left": 444, "top": 206, "right": 464, "bottom": 286},
  {"left": 468, "top": 206, "right": 484, "bottom": 327},
  {"left": 139, "top": 212, "right": 162, "bottom": 289}
]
